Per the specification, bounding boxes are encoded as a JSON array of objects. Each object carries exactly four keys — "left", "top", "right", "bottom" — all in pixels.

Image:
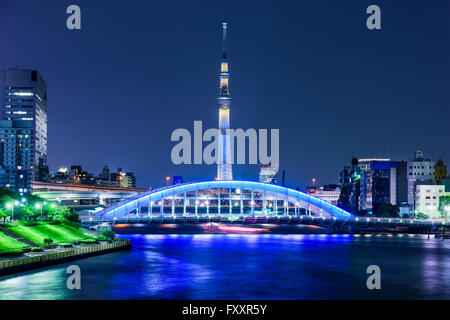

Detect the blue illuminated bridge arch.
[{"left": 94, "top": 180, "right": 353, "bottom": 220}]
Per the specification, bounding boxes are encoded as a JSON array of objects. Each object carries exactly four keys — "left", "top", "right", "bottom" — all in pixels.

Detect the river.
[{"left": 1, "top": 234, "right": 450, "bottom": 299}]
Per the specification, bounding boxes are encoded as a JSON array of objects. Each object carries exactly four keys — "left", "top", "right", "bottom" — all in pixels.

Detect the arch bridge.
[{"left": 92, "top": 180, "right": 353, "bottom": 220}]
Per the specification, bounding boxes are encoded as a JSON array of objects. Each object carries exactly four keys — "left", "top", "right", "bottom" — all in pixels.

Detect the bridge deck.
[{"left": 82, "top": 215, "right": 445, "bottom": 229}]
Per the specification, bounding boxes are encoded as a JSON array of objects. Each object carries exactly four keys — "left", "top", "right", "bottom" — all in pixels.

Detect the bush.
[
  {"left": 62, "top": 209, "right": 80, "bottom": 223},
  {"left": 19, "top": 221, "right": 40, "bottom": 226},
  {"left": 31, "top": 247, "right": 43, "bottom": 252},
  {"left": 100, "top": 229, "right": 116, "bottom": 240},
  {"left": 0, "top": 249, "right": 23, "bottom": 257},
  {"left": 59, "top": 243, "right": 73, "bottom": 248},
  {"left": 81, "top": 239, "right": 97, "bottom": 244},
  {"left": 96, "top": 237, "right": 112, "bottom": 243},
  {"left": 48, "top": 220, "right": 61, "bottom": 225},
  {"left": 43, "top": 238, "right": 53, "bottom": 245},
  {"left": 56, "top": 217, "right": 81, "bottom": 229},
  {"left": 0, "top": 223, "right": 13, "bottom": 228}
]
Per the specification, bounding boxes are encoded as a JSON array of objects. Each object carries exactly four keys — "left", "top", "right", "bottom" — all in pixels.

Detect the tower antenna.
[{"left": 222, "top": 22, "right": 227, "bottom": 60}]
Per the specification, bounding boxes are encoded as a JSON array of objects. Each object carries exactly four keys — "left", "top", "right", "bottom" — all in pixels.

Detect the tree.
[
  {"left": 439, "top": 195, "right": 450, "bottom": 219},
  {"left": 374, "top": 203, "right": 400, "bottom": 218},
  {"left": 100, "top": 229, "right": 116, "bottom": 240},
  {"left": 414, "top": 212, "right": 429, "bottom": 220},
  {"left": 61, "top": 208, "right": 80, "bottom": 223}
]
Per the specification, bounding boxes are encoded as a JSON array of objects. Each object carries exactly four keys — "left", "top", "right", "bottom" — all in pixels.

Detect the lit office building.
[
  {"left": 371, "top": 161, "right": 398, "bottom": 209},
  {"left": 338, "top": 157, "right": 361, "bottom": 213},
  {"left": 358, "top": 158, "right": 391, "bottom": 212},
  {"left": 407, "top": 150, "right": 435, "bottom": 212},
  {"left": 0, "top": 120, "right": 33, "bottom": 193},
  {"left": 1, "top": 68, "right": 48, "bottom": 181}
]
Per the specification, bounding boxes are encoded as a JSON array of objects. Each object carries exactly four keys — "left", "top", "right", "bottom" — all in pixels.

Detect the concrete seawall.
[{"left": 0, "top": 239, "right": 131, "bottom": 277}]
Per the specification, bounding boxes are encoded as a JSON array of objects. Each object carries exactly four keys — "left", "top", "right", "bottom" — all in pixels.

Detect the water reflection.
[{"left": 1, "top": 234, "right": 450, "bottom": 299}]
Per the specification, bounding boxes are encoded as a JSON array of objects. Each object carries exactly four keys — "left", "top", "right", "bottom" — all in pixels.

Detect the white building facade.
[{"left": 415, "top": 185, "right": 446, "bottom": 219}]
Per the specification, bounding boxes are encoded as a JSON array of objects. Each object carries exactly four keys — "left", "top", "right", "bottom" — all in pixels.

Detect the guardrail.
[
  {"left": 82, "top": 215, "right": 448, "bottom": 227},
  {"left": 0, "top": 239, "right": 131, "bottom": 271}
]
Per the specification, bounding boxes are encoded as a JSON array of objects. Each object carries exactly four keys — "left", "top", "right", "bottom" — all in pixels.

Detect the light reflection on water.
[{"left": 1, "top": 234, "right": 450, "bottom": 299}]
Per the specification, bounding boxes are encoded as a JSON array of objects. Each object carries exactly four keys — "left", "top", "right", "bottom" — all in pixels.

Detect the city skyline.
[
  {"left": 0, "top": 0, "right": 449, "bottom": 188},
  {"left": 2, "top": 1, "right": 450, "bottom": 304}
]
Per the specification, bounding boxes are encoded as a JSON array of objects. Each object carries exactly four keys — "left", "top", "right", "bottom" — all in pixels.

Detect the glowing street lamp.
[
  {"left": 166, "top": 176, "right": 171, "bottom": 186},
  {"left": 35, "top": 203, "right": 43, "bottom": 221},
  {"left": 6, "top": 202, "right": 14, "bottom": 221}
]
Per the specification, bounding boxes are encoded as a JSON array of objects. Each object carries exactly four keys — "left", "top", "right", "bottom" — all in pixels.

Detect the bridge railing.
[{"left": 81, "top": 214, "right": 447, "bottom": 227}]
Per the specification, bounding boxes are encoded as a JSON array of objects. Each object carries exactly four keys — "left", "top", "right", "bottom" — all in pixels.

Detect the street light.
[
  {"left": 35, "top": 203, "right": 43, "bottom": 221},
  {"left": 6, "top": 203, "right": 14, "bottom": 221},
  {"left": 166, "top": 176, "right": 171, "bottom": 186}
]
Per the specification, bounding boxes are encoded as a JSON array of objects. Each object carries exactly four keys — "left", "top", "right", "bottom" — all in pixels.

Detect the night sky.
[{"left": 0, "top": 0, "right": 449, "bottom": 189}]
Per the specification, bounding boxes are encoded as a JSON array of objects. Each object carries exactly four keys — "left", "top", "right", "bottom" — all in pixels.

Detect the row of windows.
[
  {"left": 409, "top": 172, "right": 434, "bottom": 176},
  {"left": 6, "top": 86, "right": 33, "bottom": 90},
  {"left": 6, "top": 99, "right": 33, "bottom": 102},
  {"left": 5, "top": 105, "right": 34, "bottom": 108},
  {"left": 409, "top": 165, "right": 434, "bottom": 169},
  {"left": 425, "top": 189, "right": 443, "bottom": 193}
]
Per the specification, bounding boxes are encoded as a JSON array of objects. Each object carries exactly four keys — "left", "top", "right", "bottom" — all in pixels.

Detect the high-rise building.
[
  {"left": 100, "top": 165, "right": 111, "bottom": 181},
  {"left": 0, "top": 120, "right": 33, "bottom": 193},
  {"left": 1, "top": 68, "right": 48, "bottom": 181},
  {"left": 217, "top": 23, "right": 233, "bottom": 181},
  {"left": 370, "top": 161, "right": 398, "bottom": 211},
  {"left": 358, "top": 158, "right": 391, "bottom": 211},
  {"left": 396, "top": 161, "right": 409, "bottom": 205},
  {"left": 407, "top": 150, "right": 435, "bottom": 211},
  {"left": 338, "top": 157, "right": 361, "bottom": 214}
]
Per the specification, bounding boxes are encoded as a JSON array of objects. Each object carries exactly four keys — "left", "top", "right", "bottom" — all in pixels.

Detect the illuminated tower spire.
[{"left": 217, "top": 22, "right": 233, "bottom": 180}]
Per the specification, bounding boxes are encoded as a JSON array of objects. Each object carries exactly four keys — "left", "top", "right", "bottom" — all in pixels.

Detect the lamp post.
[
  {"left": 6, "top": 203, "right": 13, "bottom": 221},
  {"left": 35, "top": 203, "right": 42, "bottom": 221},
  {"left": 166, "top": 176, "right": 171, "bottom": 186}
]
